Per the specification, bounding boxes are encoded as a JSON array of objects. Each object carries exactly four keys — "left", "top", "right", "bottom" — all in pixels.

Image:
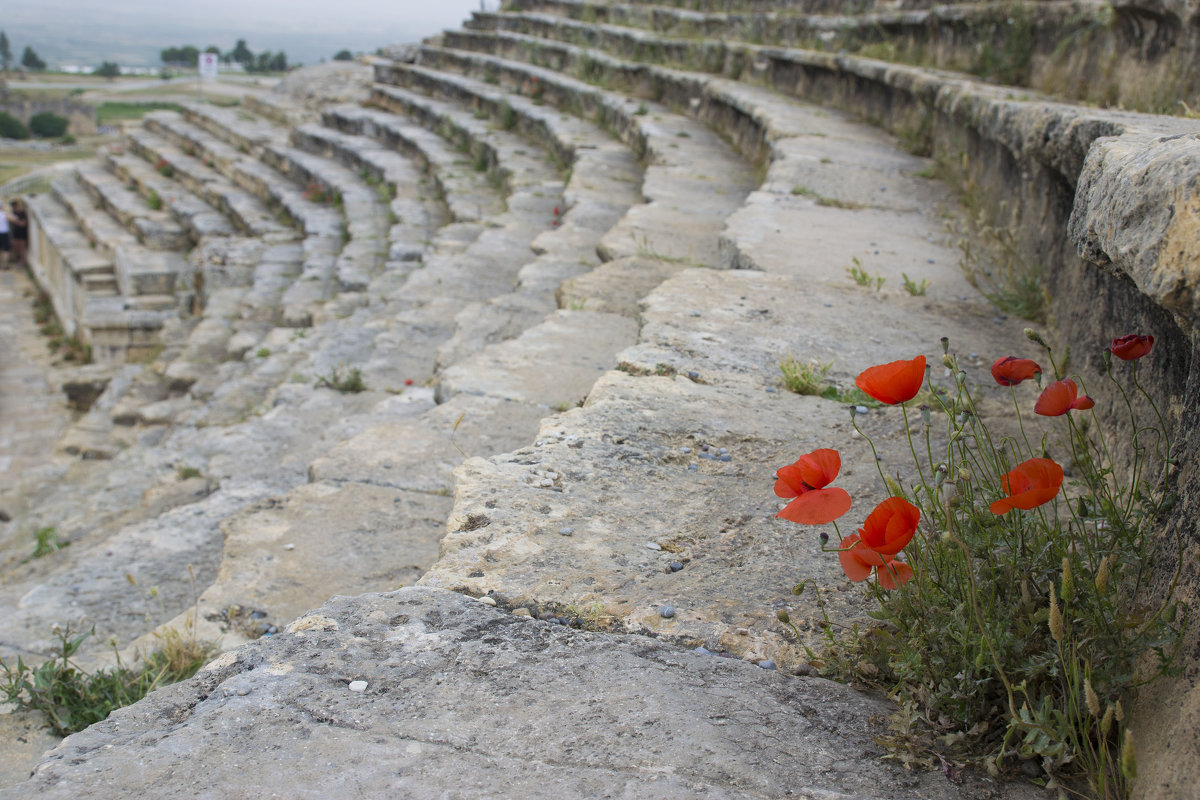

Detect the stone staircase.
[{"left": 3, "top": 1, "right": 1200, "bottom": 797}]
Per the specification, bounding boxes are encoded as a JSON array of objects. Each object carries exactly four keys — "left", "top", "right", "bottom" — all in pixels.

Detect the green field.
[{"left": 96, "top": 101, "right": 184, "bottom": 124}]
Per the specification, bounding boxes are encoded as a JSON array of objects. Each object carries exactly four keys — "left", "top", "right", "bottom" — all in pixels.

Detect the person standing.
[
  {"left": 0, "top": 201, "right": 10, "bottom": 270},
  {"left": 7, "top": 199, "right": 27, "bottom": 269}
]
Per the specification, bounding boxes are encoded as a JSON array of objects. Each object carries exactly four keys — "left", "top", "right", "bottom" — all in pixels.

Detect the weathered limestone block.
[{"left": 2, "top": 588, "right": 1043, "bottom": 800}]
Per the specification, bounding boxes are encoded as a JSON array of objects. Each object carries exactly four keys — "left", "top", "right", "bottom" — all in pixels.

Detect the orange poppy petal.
[
  {"left": 992, "top": 458, "right": 1063, "bottom": 513},
  {"left": 877, "top": 560, "right": 914, "bottom": 590},
  {"left": 989, "top": 497, "right": 1015, "bottom": 515},
  {"left": 777, "top": 487, "right": 852, "bottom": 525},
  {"left": 855, "top": 356, "right": 927, "bottom": 405},
  {"left": 838, "top": 535, "right": 881, "bottom": 581},
  {"left": 859, "top": 496, "right": 921, "bottom": 556},
  {"left": 773, "top": 466, "right": 805, "bottom": 498},
  {"left": 796, "top": 448, "right": 841, "bottom": 490},
  {"left": 1034, "top": 381, "right": 1070, "bottom": 416},
  {"left": 1071, "top": 395, "right": 1095, "bottom": 411}
]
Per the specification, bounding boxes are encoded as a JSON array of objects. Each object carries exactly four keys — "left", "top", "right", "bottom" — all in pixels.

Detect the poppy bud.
[
  {"left": 1061, "top": 557, "right": 1075, "bottom": 603},
  {"left": 776, "top": 609, "right": 791, "bottom": 623},
  {"left": 934, "top": 464, "right": 948, "bottom": 486},
  {"left": 1048, "top": 584, "right": 1064, "bottom": 642},
  {"left": 957, "top": 467, "right": 971, "bottom": 482},
  {"left": 919, "top": 405, "right": 931, "bottom": 425},
  {"left": 819, "top": 531, "right": 829, "bottom": 544},
  {"left": 1085, "top": 677, "right": 1101, "bottom": 718},
  {"left": 1121, "top": 729, "right": 1137, "bottom": 779},
  {"left": 940, "top": 336, "right": 950, "bottom": 354},
  {"left": 1024, "top": 328, "right": 1048, "bottom": 347},
  {"left": 942, "top": 354, "right": 955, "bottom": 369}
]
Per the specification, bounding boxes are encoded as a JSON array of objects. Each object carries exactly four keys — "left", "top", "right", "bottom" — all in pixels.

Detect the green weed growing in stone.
[
  {"left": 316, "top": 366, "right": 366, "bottom": 394},
  {"left": 779, "top": 333, "right": 1184, "bottom": 798},
  {"left": 779, "top": 354, "right": 831, "bottom": 396},
  {"left": 145, "top": 189, "right": 162, "bottom": 211},
  {"left": 846, "top": 257, "right": 884, "bottom": 291},
  {"left": 0, "top": 624, "right": 215, "bottom": 736},
  {"left": 30, "top": 526, "right": 68, "bottom": 559},
  {"left": 901, "top": 273, "right": 930, "bottom": 296}
]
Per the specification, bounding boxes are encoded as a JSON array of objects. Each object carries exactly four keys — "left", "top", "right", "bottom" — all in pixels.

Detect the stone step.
[
  {"left": 72, "top": 161, "right": 190, "bottom": 251},
  {"left": 105, "top": 150, "right": 235, "bottom": 240},
  {"left": 180, "top": 102, "right": 285, "bottom": 153},
  {"left": 126, "top": 126, "right": 289, "bottom": 239},
  {"left": 48, "top": 171, "right": 138, "bottom": 259},
  {"left": 0, "top": 587, "right": 1045, "bottom": 800},
  {"left": 289, "top": 122, "right": 442, "bottom": 263},
  {"left": 381, "top": 49, "right": 757, "bottom": 310},
  {"left": 323, "top": 104, "right": 507, "bottom": 223}
]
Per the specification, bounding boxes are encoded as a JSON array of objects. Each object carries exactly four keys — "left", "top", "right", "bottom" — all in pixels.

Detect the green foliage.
[
  {"left": 1, "top": 625, "right": 214, "bottom": 736},
  {"left": 0, "top": 30, "right": 11, "bottom": 71},
  {"left": 315, "top": 366, "right": 366, "bottom": 394},
  {"left": 96, "top": 101, "right": 183, "bottom": 125},
  {"left": 94, "top": 61, "right": 121, "bottom": 79},
  {"left": 29, "top": 112, "right": 68, "bottom": 138},
  {"left": 160, "top": 46, "right": 200, "bottom": 66},
  {"left": 31, "top": 526, "right": 68, "bottom": 559},
  {"left": 846, "top": 257, "right": 884, "bottom": 291},
  {"left": 901, "top": 273, "right": 930, "bottom": 296},
  {"left": 21, "top": 45, "right": 45, "bottom": 71},
  {"left": 779, "top": 354, "right": 831, "bottom": 396},
  {"left": 177, "top": 466, "right": 202, "bottom": 480},
  {"left": 499, "top": 100, "right": 517, "bottom": 131},
  {"left": 813, "top": 335, "right": 1184, "bottom": 797},
  {"left": 953, "top": 183, "right": 1046, "bottom": 322},
  {"left": 145, "top": 189, "right": 162, "bottom": 211},
  {"left": 0, "top": 110, "right": 29, "bottom": 140},
  {"left": 333, "top": 49, "right": 353, "bottom": 61}
]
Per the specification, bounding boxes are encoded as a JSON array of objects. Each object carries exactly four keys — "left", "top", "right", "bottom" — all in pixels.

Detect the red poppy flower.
[
  {"left": 837, "top": 533, "right": 913, "bottom": 589},
  {"left": 774, "top": 448, "right": 852, "bottom": 525},
  {"left": 1034, "top": 379, "right": 1095, "bottom": 416},
  {"left": 856, "top": 356, "right": 926, "bottom": 405},
  {"left": 991, "top": 356, "right": 1042, "bottom": 386},
  {"left": 858, "top": 496, "right": 921, "bottom": 556},
  {"left": 989, "top": 457, "right": 1064, "bottom": 514},
  {"left": 1109, "top": 334, "right": 1154, "bottom": 361}
]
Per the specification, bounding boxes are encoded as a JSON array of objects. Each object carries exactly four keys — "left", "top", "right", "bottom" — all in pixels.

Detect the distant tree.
[
  {"left": 0, "top": 31, "right": 11, "bottom": 72},
  {"left": 204, "top": 45, "right": 220, "bottom": 54},
  {"left": 269, "top": 51, "right": 287, "bottom": 71},
  {"left": 29, "top": 112, "right": 69, "bottom": 138},
  {"left": 179, "top": 45, "right": 199, "bottom": 66},
  {"left": 94, "top": 61, "right": 120, "bottom": 79},
  {"left": 333, "top": 49, "right": 353, "bottom": 61},
  {"left": 0, "top": 110, "right": 29, "bottom": 140},
  {"left": 230, "top": 39, "right": 253, "bottom": 65},
  {"left": 161, "top": 46, "right": 180, "bottom": 64},
  {"left": 21, "top": 45, "right": 46, "bottom": 71}
]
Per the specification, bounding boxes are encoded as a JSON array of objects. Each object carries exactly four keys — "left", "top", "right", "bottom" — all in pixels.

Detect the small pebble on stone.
[
  {"left": 765, "top": 387, "right": 777, "bottom": 393},
  {"left": 718, "top": 455, "right": 732, "bottom": 462},
  {"left": 694, "top": 646, "right": 712, "bottom": 655},
  {"left": 348, "top": 681, "right": 367, "bottom": 693},
  {"left": 679, "top": 446, "right": 691, "bottom": 454},
  {"left": 855, "top": 405, "right": 869, "bottom": 415},
  {"left": 669, "top": 562, "right": 684, "bottom": 572},
  {"left": 477, "top": 596, "right": 497, "bottom": 606},
  {"left": 236, "top": 687, "right": 252, "bottom": 696},
  {"left": 718, "top": 448, "right": 728, "bottom": 455},
  {"left": 512, "top": 608, "right": 531, "bottom": 617},
  {"left": 283, "top": 543, "right": 295, "bottom": 551},
  {"left": 687, "top": 371, "right": 699, "bottom": 379},
  {"left": 687, "top": 464, "right": 698, "bottom": 471},
  {"left": 558, "top": 526, "right": 574, "bottom": 536},
  {"left": 699, "top": 452, "right": 716, "bottom": 460},
  {"left": 758, "top": 660, "right": 777, "bottom": 671},
  {"left": 927, "top": 258, "right": 935, "bottom": 264},
  {"left": 660, "top": 605, "right": 676, "bottom": 619},
  {"left": 646, "top": 542, "right": 662, "bottom": 551}
]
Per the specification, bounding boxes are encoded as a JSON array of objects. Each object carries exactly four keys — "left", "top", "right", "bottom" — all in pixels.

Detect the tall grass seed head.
[
  {"left": 1085, "top": 677, "right": 1101, "bottom": 718},
  {"left": 1061, "top": 556, "right": 1075, "bottom": 603},
  {"left": 1095, "top": 555, "right": 1111, "bottom": 592},
  {"left": 1049, "top": 584, "right": 1064, "bottom": 642},
  {"left": 1024, "top": 327, "right": 1048, "bottom": 347},
  {"left": 1121, "top": 729, "right": 1137, "bottom": 779}
]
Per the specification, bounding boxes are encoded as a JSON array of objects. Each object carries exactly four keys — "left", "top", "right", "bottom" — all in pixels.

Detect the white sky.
[{"left": 3, "top": 0, "right": 493, "bottom": 66}]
